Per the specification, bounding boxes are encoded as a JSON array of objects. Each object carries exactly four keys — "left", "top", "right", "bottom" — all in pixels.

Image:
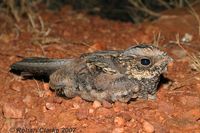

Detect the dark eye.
[{"left": 140, "top": 58, "right": 151, "bottom": 66}]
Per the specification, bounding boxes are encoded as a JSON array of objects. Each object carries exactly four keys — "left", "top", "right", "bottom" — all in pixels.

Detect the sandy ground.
[{"left": 0, "top": 4, "right": 200, "bottom": 133}]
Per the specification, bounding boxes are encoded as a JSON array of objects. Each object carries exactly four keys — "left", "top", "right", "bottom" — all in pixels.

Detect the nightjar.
[{"left": 10, "top": 44, "right": 173, "bottom": 103}]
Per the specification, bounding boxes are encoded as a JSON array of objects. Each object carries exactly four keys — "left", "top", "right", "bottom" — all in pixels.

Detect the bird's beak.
[{"left": 162, "top": 55, "right": 173, "bottom": 73}]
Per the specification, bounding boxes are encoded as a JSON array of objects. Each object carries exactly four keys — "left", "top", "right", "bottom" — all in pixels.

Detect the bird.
[{"left": 10, "top": 44, "right": 173, "bottom": 103}]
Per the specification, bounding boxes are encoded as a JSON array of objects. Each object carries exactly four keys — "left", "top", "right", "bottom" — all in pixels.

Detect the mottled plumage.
[{"left": 10, "top": 44, "right": 173, "bottom": 102}]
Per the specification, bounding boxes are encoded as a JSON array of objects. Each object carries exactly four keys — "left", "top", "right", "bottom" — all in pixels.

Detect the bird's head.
[{"left": 119, "top": 44, "right": 173, "bottom": 80}]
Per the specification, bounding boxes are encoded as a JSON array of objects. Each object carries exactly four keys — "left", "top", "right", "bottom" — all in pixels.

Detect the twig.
[
  {"left": 175, "top": 34, "right": 200, "bottom": 72},
  {"left": 28, "top": 13, "right": 36, "bottom": 29},
  {"left": 175, "top": 34, "right": 193, "bottom": 58},
  {"left": 153, "top": 32, "right": 161, "bottom": 47},
  {"left": 157, "top": 0, "right": 172, "bottom": 9},
  {"left": 33, "top": 79, "right": 44, "bottom": 97},
  {"left": 128, "top": 0, "right": 161, "bottom": 17},
  {"left": 133, "top": 39, "right": 140, "bottom": 45},
  {"left": 185, "top": 0, "right": 200, "bottom": 36},
  {"left": 39, "top": 16, "right": 44, "bottom": 33},
  {"left": 38, "top": 44, "right": 46, "bottom": 57}
]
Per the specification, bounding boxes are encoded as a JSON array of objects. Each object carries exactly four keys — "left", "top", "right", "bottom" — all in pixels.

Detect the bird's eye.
[{"left": 140, "top": 58, "right": 151, "bottom": 66}]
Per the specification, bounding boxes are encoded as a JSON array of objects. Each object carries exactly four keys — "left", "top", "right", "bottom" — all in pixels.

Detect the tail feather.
[{"left": 10, "top": 57, "right": 73, "bottom": 77}]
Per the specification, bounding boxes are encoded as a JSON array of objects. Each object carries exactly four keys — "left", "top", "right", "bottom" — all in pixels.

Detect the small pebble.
[
  {"left": 53, "top": 97, "right": 63, "bottom": 104},
  {"left": 113, "top": 106, "right": 121, "bottom": 113},
  {"left": 118, "top": 113, "right": 132, "bottom": 122},
  {"left": 93, "top": 100, "right": 102, "bottom": 109},
  {"left": 114, "top": 117, "right": 125, "bottom": 127},
  {"left": 130, "top": 118, "right": 135, "bottom": 123},
  {"left": 28, "top": 116, "right": 36, "bottom": 122},
  {"left": 196, "top": 83, "right": 200, "bottom": 89},
  {"left": 113, "top": 102, "right": 126, "bottom": 112},
  {"left": 23, "top": 95, "right": 33, "bottom": 107},
  {"left": 45, "top": 102, "right": 55, "bottom": 110},
  {"left": 82, "top": 123, "right": 88, "bottom": 128},
  {"left": 76, "top": 109, "right": 89, "bottom": 120},
  {"left": 195, "top": 77, "right": 200, "bottom": 81},
  {"left": 142, "top": 120, "right": 155, "bottom": 133},
  {"left": 72, "top": 103, "right": 80, "bottom": 109},
  {"left": 43, "top": 83, "right": 49, "bottom": 90},
  {"left": 89, "top": 108, "right": 94, "bottom": 114},
  {"left": 43, "top": 106, "right": 47, "bottom": 112},
  {"left": 102, "top": 100, "right": 112, "bottom": 108},
  {"left": 10, "top": 83, "right": 21, "bottom": 92},
  {"left": 112, "top": 127, "right": 124, "bottom": 133},
  {"left": 44, "top": 90, "right": 53, "bottom": 97}
]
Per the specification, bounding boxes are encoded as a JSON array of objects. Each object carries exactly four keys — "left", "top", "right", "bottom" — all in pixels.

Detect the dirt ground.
[{"left": 0, "top": 4, "right": 200, "bottom": 133}]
